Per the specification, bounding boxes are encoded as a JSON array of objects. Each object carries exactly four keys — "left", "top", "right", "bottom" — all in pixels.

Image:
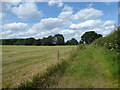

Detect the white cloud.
[
  {"left": 70, "top": 19, "right": 102, "bottom": 30},
  {"left": 59, "top": 29, "right": 77, "bottom": 35},
  {"left": 48, "top": 0, "right": 56, "bottom": 6},
  {"left": 92, "top": 28, "right": 102, "bottom": 32},
  {"left": 32, "top": 17, "right": 71, "bottom": 31},
  {"left": 87, "top": 3, "right": 93, "bottom": 8},
  {"left": 1, "top": 1, "right": 22, "bottom": 11},
  {"left": 0, "top": 23, "right": 36, "bottom": 38},
  {"left": 101, "top": 20, "right": 115, "bottom": 27},
  {"left": 72, "top": 8, "right": 103, "bottom": 21},
  {"left": 2, "top": 30, "right": 12, "bottom": 35},
  {"left": 102, "top": 30, "right": 113, "bottom": 36},
  {"left": 12, "top": 2, "right": 42, "bottom": 20},
  {"left": 1, "top": 30, "right": 14, "bottom": 38},
  {"left": 104, "top": 25, "right": 115, "bottom": 30},
  {"left": 62, "top": 5, "right": 73, "bottom": 11},
  {"left": 2, "top": 22, "right": 28, "bottom": 31},
  {"left": 58, "top": 5, "right": 73, "bottom": 19},
  {"left": 1, "top": 22, "right": 29, "bottom": 38},
  {"left": 17, "top": 28, "right": 37, "bottom": 37},
  {"left": 48, "top": 0, "right": 63, "bottom": 7},
  {"left": 58, "top": 2, "right": 64, "bottom": 7},
  {"left": 9, "top": 0, "right": 22, "bottom": 6},
  {"left": 34, "top": 28, "right": 60, "bottom": 38}
]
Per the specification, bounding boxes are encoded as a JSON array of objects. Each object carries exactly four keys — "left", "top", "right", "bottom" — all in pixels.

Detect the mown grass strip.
[{"left": 15, "top": 47, "right": 78, "bottom": 89}]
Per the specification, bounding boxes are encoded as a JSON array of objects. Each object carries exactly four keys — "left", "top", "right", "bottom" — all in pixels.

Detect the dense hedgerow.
[{"left": 93, "top": 28, "right": 120, "bottom": 52}]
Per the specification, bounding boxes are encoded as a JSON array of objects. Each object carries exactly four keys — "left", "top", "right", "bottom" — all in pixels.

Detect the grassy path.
[{"left": 54, "top": 45, "right": 118, "bottom": 88}]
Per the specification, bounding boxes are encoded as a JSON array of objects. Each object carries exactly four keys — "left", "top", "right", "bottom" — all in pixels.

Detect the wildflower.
[
  {"left": 117, "top": 53, "right": 119, "bottom": 55},
  {"left": 110, "top": 48, "right": 113, "bottom": 50}
]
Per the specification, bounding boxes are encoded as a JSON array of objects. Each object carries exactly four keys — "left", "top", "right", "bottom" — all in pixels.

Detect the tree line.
[{"left": 1, "top": 31, "right": 102, "bottom": 45}]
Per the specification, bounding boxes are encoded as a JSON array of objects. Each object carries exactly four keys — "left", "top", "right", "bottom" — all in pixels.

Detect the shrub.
[{"left": 93, "top": 29, "right": 119, "bottom": 52}]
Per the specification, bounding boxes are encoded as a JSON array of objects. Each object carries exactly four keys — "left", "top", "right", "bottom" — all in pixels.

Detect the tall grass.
[
  {"left": 55, "top": 45, "right": 118, "bottom": 88},
  {"left": 93, "top": 28, "right": 119, "bottom": 88}
]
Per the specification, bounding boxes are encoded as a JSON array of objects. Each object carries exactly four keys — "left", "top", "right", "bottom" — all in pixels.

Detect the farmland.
[
  {"left": 2, "top": 29, "right": 119, "bottom": 88},
  {"left": 2, "top": 45, "right": 76, "bottom": 88}
]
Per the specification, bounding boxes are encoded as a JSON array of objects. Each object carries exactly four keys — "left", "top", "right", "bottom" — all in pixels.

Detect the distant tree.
[
  {"left": 41, "top": 37, "right": 47, "bottom": 45},
  {"left": 33, "top": 39, "right": 41, "bottom": 46},
  {"left": 2, "top": 39, "right": 17, "bottom": 45},
  {"left": 66, "top": 38, "right": 78, "bottom": 45},
  {"left": 0, "top": 39, "right": 2, "bottom": 45},
  {"left": 47, "top": 36, "right": 54, "bottom": 45},
  {"left": 24, "top": 37, "right": 35, "bottom": 45},
  {"left": 41, "top": 36, "right": 54, "bottom": 45},
  {"left": 53, "top": 34, "right": 65, "bottom": 45},
  {"left": 80, "top": 31, "right": 102, "bottom": 44},
  {"left": 14, "top": 39, "right": 24, "bottom": 45}
]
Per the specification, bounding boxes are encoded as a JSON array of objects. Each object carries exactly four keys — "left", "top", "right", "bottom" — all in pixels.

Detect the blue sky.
[{"left": 0, "top": 1, "right": 119, "bottom": 41}]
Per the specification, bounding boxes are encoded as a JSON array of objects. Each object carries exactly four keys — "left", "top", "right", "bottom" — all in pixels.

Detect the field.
[{"left": 2, "top": 45, "right": 76, "bottom": 88}]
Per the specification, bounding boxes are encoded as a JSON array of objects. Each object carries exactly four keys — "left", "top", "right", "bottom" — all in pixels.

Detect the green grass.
[
  {"left": 2, "top": 45, "right": 76, "bottom": 88},
  {"left": 54, "top": 45, "right": 118, "bottom": 88}
]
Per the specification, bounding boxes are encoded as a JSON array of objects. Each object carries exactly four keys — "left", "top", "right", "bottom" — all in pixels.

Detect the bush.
[{"left": 93, "top": 29, "right": 119, "bottom": 52}]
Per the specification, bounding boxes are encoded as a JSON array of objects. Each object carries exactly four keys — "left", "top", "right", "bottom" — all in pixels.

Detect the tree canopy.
[
  {"left": 66, "top": 38, "right": 78, "bottom": 45},
  {"left": 79, "top": 31, "right": 102, "bottom": 44},
  {"left": 1, "top": 31, "right": 103, "bottom": 45},
  {"left": 53, "top": 34, "right": 65, "bottom": 45}
]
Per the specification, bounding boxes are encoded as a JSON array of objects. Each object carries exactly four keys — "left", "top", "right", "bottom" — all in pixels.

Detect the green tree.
[
  {"left": 80, "top": 31, "right": 102, "bottom": 44},
  {"left": 53, "top": 34, "right": 65, "bottom": 45},
  {"left": 66, "top": 38, "right": 78, "bottom": 45},
  {"left": 33, "top": 39, "right": 41, "bottom": 46},
  {"left": 41, "top": 36, "right": 54, "bottom": 45},
  {"left": 47, "top": 36, "right": 54, "bottom": 45},
  {"left": 14, "top": 39, "right": 24, "bottom": 45},
  {"left": 24, "top": 37, "right": 35, "bottom": 45}
]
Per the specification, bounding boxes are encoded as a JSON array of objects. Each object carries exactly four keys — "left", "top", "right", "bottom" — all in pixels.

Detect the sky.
[{"left": 0, "top": 0, "right": 119, "bottom": 41}]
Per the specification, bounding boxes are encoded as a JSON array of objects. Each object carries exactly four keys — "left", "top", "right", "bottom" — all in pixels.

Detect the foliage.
[
  {"left": 33, "top": 39, "right": 41, "bottom": 46},
  {"left": 41, "top": 36, "right": 54, "bottom": 45},
  {"left": 1, "top": 34, "right": 66, "bottom": 46},
  {"left": 66, "top": 38, "right": 78, "bottom": 45},
  {"left": 93, "top": 27, "right": 120, "bottom": 52},
  {"left": 80, "top": 31, "right": 102, "bottom": 44},
  {"left": 53, "top": 34, "right": 65, "bottom": 45}
]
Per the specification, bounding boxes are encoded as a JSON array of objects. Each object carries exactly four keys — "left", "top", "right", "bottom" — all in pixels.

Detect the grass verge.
[{"left": 54, "top": 45, "right": 118, "bottom": 88}]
